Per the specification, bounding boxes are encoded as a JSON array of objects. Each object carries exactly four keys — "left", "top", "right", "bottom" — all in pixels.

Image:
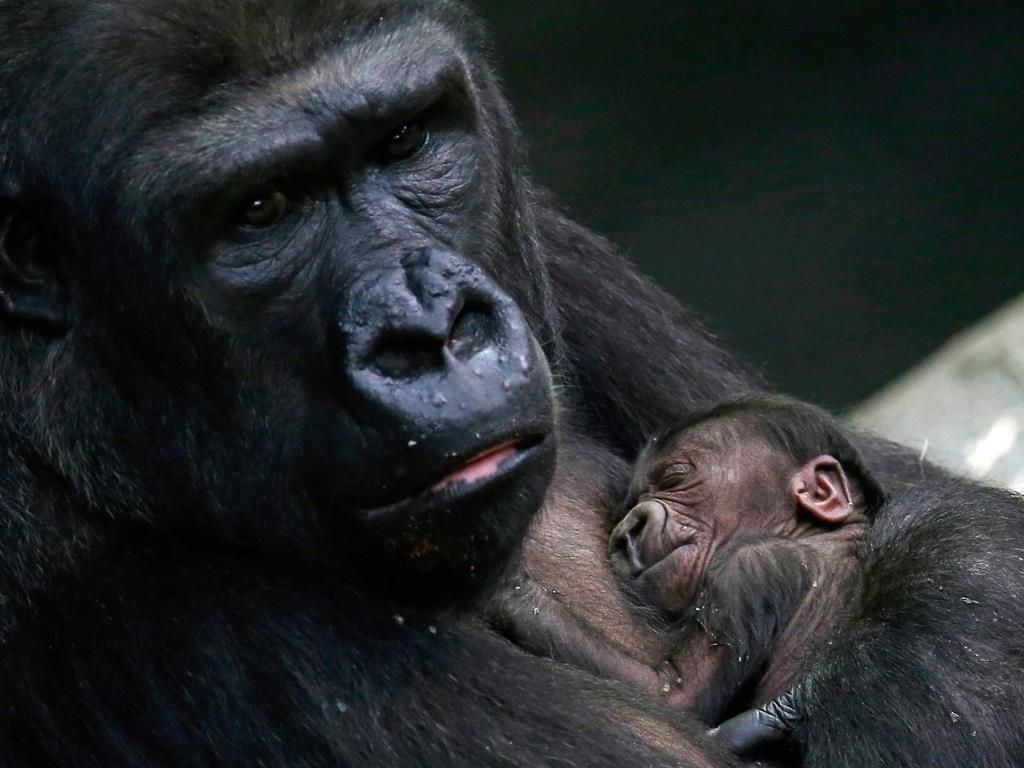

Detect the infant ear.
[{"left": 789, "top": 455, "right": 855, "bottom": 524}]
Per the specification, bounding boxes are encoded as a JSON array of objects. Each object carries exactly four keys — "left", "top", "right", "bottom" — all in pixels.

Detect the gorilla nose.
[
  {"left": 609, "top": 501, "right": 666, "bottom": 576},
  {"left": 335, "top": 248, "right": 553, "bottom": 508},
  {"left": 344, "top": 248, "right": 523, "bottom": 385},
  {"left": 363, "top": 251, "right": 502, "bottom": 381}
]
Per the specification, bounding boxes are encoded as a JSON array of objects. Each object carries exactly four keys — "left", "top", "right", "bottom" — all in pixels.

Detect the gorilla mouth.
[
  {"left": 432, "top": 439, "right": 530, "bottom": 492},
  {"left": 638, "top": 542, "right": 690, "bottom": 576},
  {"left": 612, "top": 533, "right": 697, "bottom": 580},
  {"left": 365, "top": 432, "right": 548, "bottom": 522}
]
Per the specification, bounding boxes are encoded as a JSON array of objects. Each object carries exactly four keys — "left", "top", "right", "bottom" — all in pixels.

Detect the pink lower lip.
[{"left": 431, "top": 440, "right": 520, "bottom": 492}]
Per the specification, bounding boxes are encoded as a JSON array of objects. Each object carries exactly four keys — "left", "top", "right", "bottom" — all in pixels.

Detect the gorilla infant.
[
  {"left": 609, "top": 396, "right": 883, "bottom": 723},
  {"left": 497, "top": 396, "right": 1024, "bottom": 766}
]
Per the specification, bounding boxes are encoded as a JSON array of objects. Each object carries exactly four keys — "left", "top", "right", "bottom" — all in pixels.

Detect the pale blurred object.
[{"left": 852, "top": 294, "right": 1024, "bottom": 491}]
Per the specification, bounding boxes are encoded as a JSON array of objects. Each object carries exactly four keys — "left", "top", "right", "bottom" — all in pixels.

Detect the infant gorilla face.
[
  {"left": 609, "top": 419, "right": 858, "bottom": 614},
  {"left": 607, "top": 424, "right": 773, "bottom": 613}
]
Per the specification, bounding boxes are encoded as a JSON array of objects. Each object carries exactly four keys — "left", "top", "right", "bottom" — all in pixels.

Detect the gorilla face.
[{"left": 0, "top": 1, "right": 555, "bottom": 602}]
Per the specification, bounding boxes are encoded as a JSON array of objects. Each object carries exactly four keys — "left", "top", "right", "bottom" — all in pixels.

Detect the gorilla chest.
[{"left": 520, "top": 444, "right": 670, "bottom": 665}]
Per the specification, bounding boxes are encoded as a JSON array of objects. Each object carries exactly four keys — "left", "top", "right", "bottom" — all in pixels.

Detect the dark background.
[{"left": 473, "top": 1, "right": 1023, "bottom": 409}]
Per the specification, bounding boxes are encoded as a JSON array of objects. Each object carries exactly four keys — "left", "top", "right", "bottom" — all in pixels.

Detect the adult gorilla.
[{"left": 0, "top": 0, "right": 827, "bottom": 766}]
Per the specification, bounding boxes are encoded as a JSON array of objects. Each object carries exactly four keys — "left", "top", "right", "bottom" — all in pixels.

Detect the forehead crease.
[{"left": 126, "top": 23, "right": 465, "bottom": 197}]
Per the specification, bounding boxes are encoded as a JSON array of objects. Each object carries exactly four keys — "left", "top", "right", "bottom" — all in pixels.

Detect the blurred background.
[{"left": 473, "top": 1, "right": 1023, "bottom": 411}]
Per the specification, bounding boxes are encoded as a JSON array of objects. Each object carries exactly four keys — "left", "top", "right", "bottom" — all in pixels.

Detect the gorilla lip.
[
  {"left": 431, "top": 439, "right": 523, "bottom": 493},
  {"left": 629, "top": 537, "right": 697, "bottom": 581},
  {"left": 365, "top": 433, "right": 547, "bottom": 520}
]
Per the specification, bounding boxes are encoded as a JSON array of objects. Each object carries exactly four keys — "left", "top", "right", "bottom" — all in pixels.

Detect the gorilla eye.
[
  {"left": 241, "top": 189, "right": 290, "bottom": 228},
  {"left": 660, "top": 461, "right": 697, "bottom": 488},
  {"left": 379, "top": 121, "right": 428, "bottom": 162}
]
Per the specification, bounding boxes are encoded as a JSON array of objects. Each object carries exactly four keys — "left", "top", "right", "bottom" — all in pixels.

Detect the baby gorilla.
[
  {"left": 497, "top": 395, "right": 1024, "bottom": 765},
  {"left": 607, "top": 396, "right": 883, "bottom": 723},
  {"left": 496, "top": 396, "right": 883, "bottom": 725}
]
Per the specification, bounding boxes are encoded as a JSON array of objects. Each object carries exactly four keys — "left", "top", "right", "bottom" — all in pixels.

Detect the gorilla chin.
[
  {"left": 353, "top": 430, "right": 557, "bottom": 607},
  {"left": 347, "top": 348, "right": 558, "bottom": 605}
]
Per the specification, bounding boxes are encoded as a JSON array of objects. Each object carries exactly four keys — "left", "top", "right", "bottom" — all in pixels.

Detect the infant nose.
[{"left": 609, "top": 501, "right": 666, "bottom": 576}]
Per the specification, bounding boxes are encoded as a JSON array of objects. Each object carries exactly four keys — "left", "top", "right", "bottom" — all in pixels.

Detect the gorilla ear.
[
  {"left": 789, "top": 455, "right": 855, "bottom": 524},
  {"left": 0, "top": 182, "right": 67, "bottom": 332}
]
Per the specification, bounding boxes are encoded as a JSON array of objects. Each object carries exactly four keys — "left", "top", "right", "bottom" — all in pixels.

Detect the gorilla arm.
[{"left": 534, "top": 198, "right": 951, "bottom": 498}]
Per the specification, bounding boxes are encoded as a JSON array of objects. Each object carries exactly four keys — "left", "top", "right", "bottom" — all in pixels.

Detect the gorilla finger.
[{"left": 708, "top": 688, "right": 804, "bottom": 757}]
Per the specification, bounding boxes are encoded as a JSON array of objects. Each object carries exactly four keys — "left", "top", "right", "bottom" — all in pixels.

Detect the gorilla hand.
[{"left": 708, "top": 686, "right": 805, "bottom": 759}]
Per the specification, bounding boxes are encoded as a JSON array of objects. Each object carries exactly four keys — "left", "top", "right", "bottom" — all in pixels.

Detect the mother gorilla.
[{"left": 0, "top": 0, "right": 907, "bottom": 766}]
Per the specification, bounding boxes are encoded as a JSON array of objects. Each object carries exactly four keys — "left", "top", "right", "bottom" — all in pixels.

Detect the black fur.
[
  {"left": 798, "top": 480, "right": 1024, "bottom": 768},
  {"left": 1, "top": 536, "right": 742, "bottom": 767}
]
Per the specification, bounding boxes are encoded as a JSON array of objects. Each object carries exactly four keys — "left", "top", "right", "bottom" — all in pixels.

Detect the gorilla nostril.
[
  {"left": 447, "top": 301, "right": 499, "bottom": 362},
  {"left": 628, "top": 511, "right": 649, "bottom": 541},
  {"left": 625, "top": 522, "right": 646, "bottom": 559},
  {"left": 367, "top": 300, "right": 501, "bottom": 380},
  {"left": 608, "top": 507, "right": 651, "bottom": 576},
  {"left": 371, "top": 334, "right": 445, "bottom": 380}
]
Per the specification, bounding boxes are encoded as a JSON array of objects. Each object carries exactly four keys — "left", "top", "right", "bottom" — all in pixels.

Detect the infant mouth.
[
  {"left": 640, "top": 537, "right": 698, "bottom": 577},
  {"left": 616, "top": 535, "right": 697, "bottom": 580}
]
